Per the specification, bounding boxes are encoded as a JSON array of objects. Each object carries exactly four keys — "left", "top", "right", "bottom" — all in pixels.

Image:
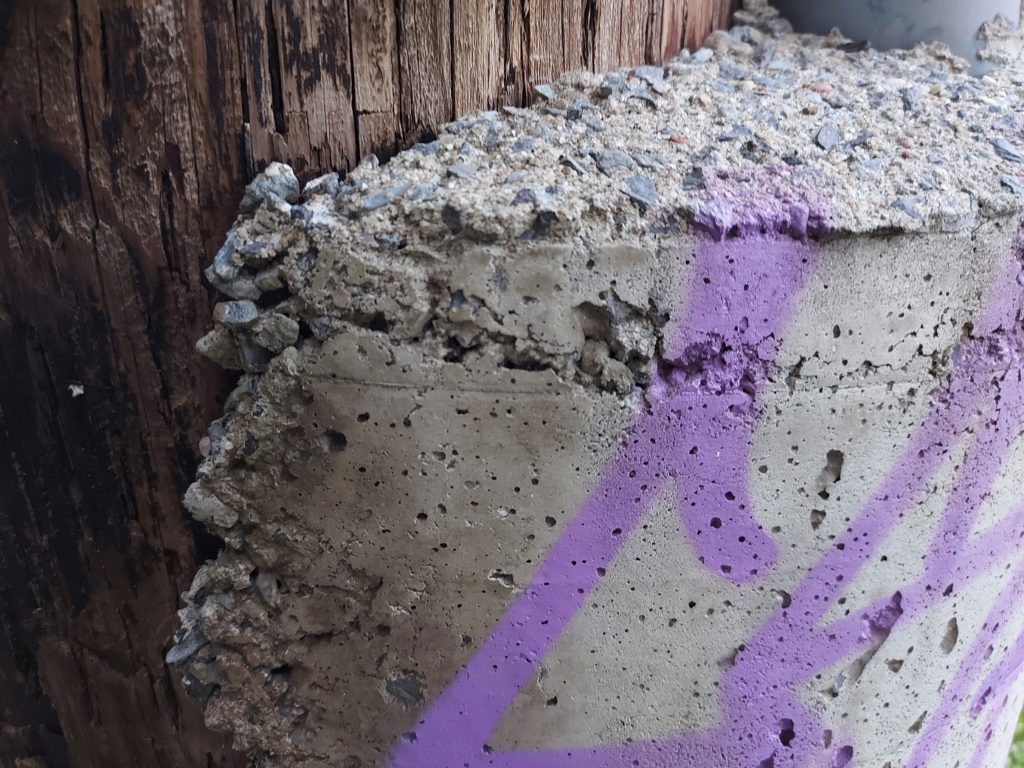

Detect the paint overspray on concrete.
[{"left": 389, "top": 225, "right": 1024, "bottom": 768}]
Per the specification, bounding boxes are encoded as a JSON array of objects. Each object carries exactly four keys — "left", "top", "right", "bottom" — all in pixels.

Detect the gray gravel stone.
[
  {"left": 240, "top": 162, "right": 300, "bottom": 212},
  {"left": 303, "top": 172, "right": 340, "bottom": 198},
  {"left": 255, "top": 571, "right": 281, "bottom": 606},
  {"left": 1002, "top": 175, "right": 1024, "bottom": 194},
  {"left": 816, "top": 123, "right": 841, "bottom": 151},
  {"left": 597, "top": 73, "right": 625, "bottom": 98},
  {"left": 254, "top": 265, "right": 285, "bottom": 293},
  {"left": 195, "top": 328, "right": 242, "bottom": 370},
  {"left": 213, "top": 300, "right": 259, "bottom": 329},
  {"left": 624, "top": 175, "right": 659, "bottom": 208},
  {"left": 592, "top": 148, "right": 637, "bottom": 176},
  {"left": 633, "top": 153, "right": 667, "bottom": 169},
  {"left": 362, "top": 181, "right": 413, "bottom": 213},
  {"left": 165, "top": 628, "right": 208, "bottom": 665},
  {"left": 893, "top": 196, "right": 924, "bottom": 219},
  {"left": 567, "top": 99, "right": 592, "bottom": 120},
  {"left": 559, "top": 155, "right": 588, "bottom": 175},
  {"left": 184, "top": 484, "right": 238, "bottom": 528},
  {"left": 993, "top": 138, "right": 1024, "bottom": 163},
  {"left": 362, "top": 191, "right": 391, "bottom": 212},
  {"left": 218, "top": 277, "right": 262, "bottom": 301},
  {"left": 901, "top": 86, "right": 926, "bottom": 113},
  {"left": 238, "top": 336, "right": 272, "bottom": 374},
  {"left": 447, "top": 162, "right": 478, "bottom": 179},
  {"left": 210, "top": 233, "right": 240, "bottom": 281},
  {"left": 533, "top": 83, "right": 556, "bottom": 101},
  {"left": 410, "top": 141, "right": 439, "bottom": 156}
]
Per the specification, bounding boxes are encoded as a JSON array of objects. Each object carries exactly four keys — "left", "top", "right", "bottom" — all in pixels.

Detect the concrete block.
[{"left": 173, "top": 4, "right": 1024, "bottom": 767}]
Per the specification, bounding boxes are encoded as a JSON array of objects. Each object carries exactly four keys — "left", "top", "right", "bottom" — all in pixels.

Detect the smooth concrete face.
[
  {"left": 773, "top": 0, "right": 1020, "bottom": 71},
  {"left": 183, "top": 221, "right": 1024, "bottom": 767}
]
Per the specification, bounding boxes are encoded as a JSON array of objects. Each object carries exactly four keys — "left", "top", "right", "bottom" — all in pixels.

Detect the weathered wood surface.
[{"left": 0, "top": 1, "right": 736, "bottom": 765}]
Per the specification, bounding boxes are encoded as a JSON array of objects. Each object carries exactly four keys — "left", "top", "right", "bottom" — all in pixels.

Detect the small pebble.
[
  {"left": 252, "top": 313, "right": 300, "bottom": 353},
  {"left": 213, "top": 300, "right": 259, "bottom": 329},
  {"left": 1001, "top": 175, "right": 1024, "bottom": 195},
  {"left": 816, "top": 123, "right": 841, "bottom": 151},
  {"left": 165, "top": 629, "right": 209, "bottom": 665},
  {"left": 559, "top": 155, "right": 587, "bottom": 175},
  {"left": 303, "top": 172, "right": 340, "bottom": 198},
  {"left": 592, "top": 148, "right": 636, "bottom": 176},
  {"left": 624, "top": 175, "right": 659, "bottom": 209},
  {"left": 239, "top": 162, "right": 300, "bottom": 212},
  {"left": 993, "top": 138, "right": 1024, "bottom": 163},
  {"left": 893, "top": 196, "right": 924, "bottom": 220},
  {"left": 533, "top": 83, "right": 556, "bottom": 102},
  {"left": 447, "top": 162, "right": 478, "bottom": 179}
]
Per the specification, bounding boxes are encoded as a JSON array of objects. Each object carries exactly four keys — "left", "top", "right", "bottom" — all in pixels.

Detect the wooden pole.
[{"left": 0, "top": 1, "right": 736, "bottom": 765}]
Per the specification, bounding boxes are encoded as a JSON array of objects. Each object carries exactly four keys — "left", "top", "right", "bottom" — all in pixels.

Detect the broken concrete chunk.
[
  {"left": 184, "top": 484, "right": 238, "bottom": 528},
  {"left": 195, "top": 328, "right": 242, "bottom": 370},
  {"left": 252, "top": 312, "right": 301, "bottom": 353}
]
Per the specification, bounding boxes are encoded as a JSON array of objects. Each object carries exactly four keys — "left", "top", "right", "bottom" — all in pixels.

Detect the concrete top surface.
[{"left": 244, "top": 0, "right": 1024, "bottom": 249}]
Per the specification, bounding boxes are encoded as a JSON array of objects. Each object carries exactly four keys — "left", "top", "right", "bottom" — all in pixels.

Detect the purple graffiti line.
[{"left": 389, "top": 235, "right": 1024, "bottom": 768}]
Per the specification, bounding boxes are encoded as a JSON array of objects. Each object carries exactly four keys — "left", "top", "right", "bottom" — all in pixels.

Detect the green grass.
[{"left": 1009, "top": 712, "right": 1024, "bottom": 768}]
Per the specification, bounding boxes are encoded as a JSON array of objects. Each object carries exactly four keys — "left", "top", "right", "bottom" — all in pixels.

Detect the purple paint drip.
[{"left": 388, "top": 229, "right": 1024, "bottom": 768}]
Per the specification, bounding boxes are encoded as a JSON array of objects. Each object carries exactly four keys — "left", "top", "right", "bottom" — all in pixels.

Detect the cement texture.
[{"left": 172, "top": 2, "right": 1024, "bottom": 766}]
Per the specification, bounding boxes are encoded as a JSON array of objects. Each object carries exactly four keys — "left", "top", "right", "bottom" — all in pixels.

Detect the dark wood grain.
[{"left": 0, "top": 1, "right": 736, "bottom": 765}]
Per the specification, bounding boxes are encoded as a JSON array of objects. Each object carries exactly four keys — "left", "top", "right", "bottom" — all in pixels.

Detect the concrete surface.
[{"left": 171, "top": 2, "right": 1024, "bottom": 766}]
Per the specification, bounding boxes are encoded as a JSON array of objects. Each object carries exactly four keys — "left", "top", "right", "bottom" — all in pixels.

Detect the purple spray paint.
[{"left": 388, "top": 222, "right": 1024, "bottom": 768}]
